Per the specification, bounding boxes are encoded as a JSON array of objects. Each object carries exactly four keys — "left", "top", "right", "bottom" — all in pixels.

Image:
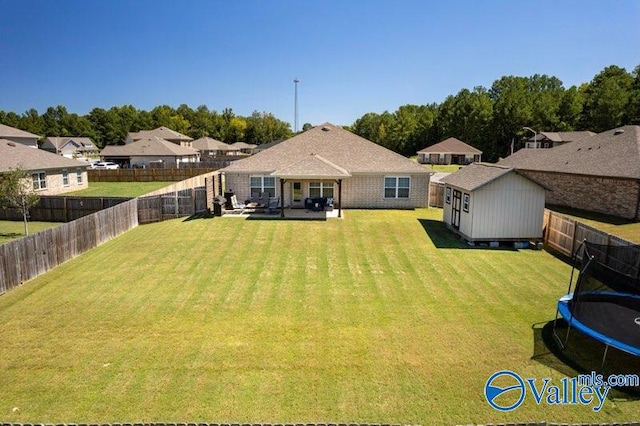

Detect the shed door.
[{"left": 451, "top": 189, "right": 462, "bottom": 230}]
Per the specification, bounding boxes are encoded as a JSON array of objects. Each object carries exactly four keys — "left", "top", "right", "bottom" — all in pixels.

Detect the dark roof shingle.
[
  {"left": 222, "top": 123, "right": 430, "bottom": 175},
  {"left": 500, "top": 125, "right": 640, "bottom": 179}
]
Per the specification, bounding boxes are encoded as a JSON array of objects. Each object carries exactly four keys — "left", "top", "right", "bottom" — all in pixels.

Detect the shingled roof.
[
  {"left": 191, "top": 137, "right": 231, "bottom": 151},
  {"left": 417, "top": 137, "right": 482, "bottom": 155},
  {"left": 0, "top": 139, "right": 88, "bottom": 172},
  {"left": 441, "top": 163, "right": 514, "bottom": 191},
  {"left": 45, "top": 136, "right": 97, "bottom": 150},
  {"left": 500, "top": 125, "right": 640, "bottom": 179},
  {"left": 0, "top": 124, "right": 41, "bottom": 139},
  {"left": 129, "top": 127, "right": 192, "bottom": 142},
  {"left": 221, "top": 123, "right": 431, "bottom": 175},
  {"left": 526, "top": 131, "right": 595, "bottom": 143},
  {"left": 101, "top": 136, "right": 199, "bottom": 157}
]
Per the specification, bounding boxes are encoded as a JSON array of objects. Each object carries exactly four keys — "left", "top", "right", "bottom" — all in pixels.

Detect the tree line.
[
  {"left": 349, "top": 64, "right": 640, "bottom": 160},
  {"left": 0, "top": 105, "right": 293, "bottom": 149},
  {"left": 1, "top": 64, "right": 638, "bottom": 160}
]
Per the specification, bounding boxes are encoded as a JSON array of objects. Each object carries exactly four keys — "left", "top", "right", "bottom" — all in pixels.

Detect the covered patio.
[{"left": 272, "top": 153, "right": 351, "bottom": 219}]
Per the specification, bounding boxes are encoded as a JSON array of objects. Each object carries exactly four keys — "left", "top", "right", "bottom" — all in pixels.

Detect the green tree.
[
  {"left": 0, "top": 167, "right": 40, "bottom": 236},
  {"left": 302, "top": 123, "right": 313, "bottom": 132},
  {"left": 627, "top": 64, "right": 640, "bottom": 125},
  {"left": 581, "top": 65, "right": 633, "bottom": 132}
]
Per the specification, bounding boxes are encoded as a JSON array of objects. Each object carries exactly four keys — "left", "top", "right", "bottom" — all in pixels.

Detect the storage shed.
[{"left": 440, "top": 163, "right": 546, "bottom": 243}]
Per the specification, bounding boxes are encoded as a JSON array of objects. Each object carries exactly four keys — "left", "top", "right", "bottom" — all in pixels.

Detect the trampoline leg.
[
  {"left": 601, "top": 345, "right": 609, "bottom": 371},
  {"left": 552, "top": 309, "right": 570, "bottom": 351}
]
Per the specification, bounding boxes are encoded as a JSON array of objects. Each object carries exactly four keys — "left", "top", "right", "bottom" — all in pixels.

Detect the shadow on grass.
[
  {"left": 182, "top": 212, "right": 215, "bottom": 222},
  {"left": 417, "top": 219, "right": 516, "bottom": 250},
  {"left": 548, "top": 204, "right": 635, "bottom": 225},
  {"left": 532, "top": 319, "right": 640, "bottom": 399},
  {"left": 0, "top": 232, "right": 23, "bottom": 238}
]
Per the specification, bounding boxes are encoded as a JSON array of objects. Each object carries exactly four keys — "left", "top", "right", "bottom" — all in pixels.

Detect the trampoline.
[{"left": 554, "top": 240, "right": 640, "bottom": 366}]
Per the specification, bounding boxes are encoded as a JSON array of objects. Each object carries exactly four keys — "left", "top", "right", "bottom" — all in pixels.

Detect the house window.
[
  {"left": 32, "top": 171, "right": 47, "bottom": 190},
  {"left": 445, "top": 187, "right": 451, "bottom": 204},
  {"left": 309, "top": 181, "right": 334, "bottom": 198},
  {"left": 76, "top": 169, "right": 83, "bottom": 184},
  {"left": 62, "top": 169, "right": 69, "bottom": 186},
  {"left": 463, "top": 193, "right": 470, "bottom": 212},
  {"left": 384, "top": 176, "right": 410, "bottom": 198},
  {"left": 250, "top": 175, "right": 276, "bottom": 197}
]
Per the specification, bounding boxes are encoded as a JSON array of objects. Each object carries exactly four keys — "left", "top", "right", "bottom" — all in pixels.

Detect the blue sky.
[{"left": 1, "top": 0, "right": 638, "bottom": 127}]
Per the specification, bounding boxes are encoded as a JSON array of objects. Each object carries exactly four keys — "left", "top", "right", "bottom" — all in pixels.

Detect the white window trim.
[
  {"left": 76, "top": 169, "right": 83, "bottom": 184},
  {"left": 308, "top": 181, "right": 334, "bottom": 198},
  {"left": 32, "top": 171, "right": 47, "bottom": 191},
  {"left": 445, "top": 187, "right": 451, "bottom": 204},
  {"left": 463, "top": 193, "right": 470, "bottom": 212},
  {"left": 62, "top": 169, "right": 69, "bottom": 187},
  {"left": 384, "top": 176, "right": 411, "bottom": 199},
  {"left": 249, "top": 175, "right": 276, "bottom": 195}
]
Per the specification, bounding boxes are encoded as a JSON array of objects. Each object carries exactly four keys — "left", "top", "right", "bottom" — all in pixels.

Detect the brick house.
[
  {"left": 100, "top": 136, "right": 200, "bottom": 168},
  {"left": 500, "top": 125, "right": 640, "bottom": 221},
  {"left": 126, "top": 127, "right": 193, "bottom": 147},
  {"left": 0, "top": 124, "right": 41, "bottom": 148},
  {"left": 220, "top": 123, "right": 431, "bottom": 214},
  {"left": 0, "top": 139, "right": 89, "bottom": 195},
  {"left": 417, "top": 137, "right": 482, "bottom": 165}
]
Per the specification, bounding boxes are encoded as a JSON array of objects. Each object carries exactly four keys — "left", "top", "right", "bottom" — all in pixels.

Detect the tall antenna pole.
[{"left": 293, "top": 78, "right": 299, "bottom": 133}]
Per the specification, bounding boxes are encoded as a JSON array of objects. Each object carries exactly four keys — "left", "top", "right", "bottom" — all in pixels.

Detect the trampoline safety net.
[{"left": 569, "top": 241, "right": 640, "bottom": 351}]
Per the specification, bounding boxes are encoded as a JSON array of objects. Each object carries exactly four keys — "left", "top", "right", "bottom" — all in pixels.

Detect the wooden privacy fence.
[
  {"left": 0, "top": 196, "right": 131, "bottom": 222},
  {"left": 137, "top": 187, "right": 207, "bottom": 224},
  {"left": 0, "top": 199, "right": 139, "bottom": 295},
  {"left": 543, "top": 209, "right": 638, "bottom": 268},
  {"left": 429, "top": 182, "right": 444, "bottom": 208},
  {"left": 88, "top": 168, "right": 218, "bottom": 182}
]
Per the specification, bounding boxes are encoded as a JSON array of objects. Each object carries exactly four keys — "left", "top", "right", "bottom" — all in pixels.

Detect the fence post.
[
  {"left": 64, "top": 197, "right": 69, "bottom": 223},
  {"left": 569, "top": 217, "right": 577, "bottom": 257}
]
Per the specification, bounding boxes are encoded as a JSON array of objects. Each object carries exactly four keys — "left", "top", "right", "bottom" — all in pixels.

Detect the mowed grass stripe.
[{"left": 0, "top": 209, "right": 637, "bottom": 424}]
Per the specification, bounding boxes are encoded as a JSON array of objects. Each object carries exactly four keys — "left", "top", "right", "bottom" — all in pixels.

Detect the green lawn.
[
  {"left": 0, "top": 209, "right": 638, "bottom": 424},
  {"left": 548, "top": 205, "right": 640, "bottom": 243},
  {"left": 0, "top": 220, "right": 60, "bottom": 244},
  {"left": 66, "top": 181, "right": 174, "bottom": 197}
]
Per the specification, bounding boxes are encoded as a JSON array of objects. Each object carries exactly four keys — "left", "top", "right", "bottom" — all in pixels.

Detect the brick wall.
[
  {"left": 222, "top": 173, "right": 430, "bottom": 209},
  {"left": 519, "top": 170, "right": 640, "bottom": 221},
  {"left": 34, "top": 168, "right": 89, "bottom": 196}
]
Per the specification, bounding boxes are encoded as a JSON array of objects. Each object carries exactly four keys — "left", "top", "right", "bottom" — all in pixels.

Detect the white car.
[{"left": 93, "top": 161, "right": 120, "bottom": 170}]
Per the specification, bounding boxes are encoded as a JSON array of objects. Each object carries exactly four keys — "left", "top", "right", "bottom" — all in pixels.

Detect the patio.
[{"left": 222, "top": 207, "right": 342, "bottom": 220}]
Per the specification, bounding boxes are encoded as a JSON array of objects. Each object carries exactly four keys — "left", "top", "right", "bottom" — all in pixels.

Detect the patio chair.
[
  {"left": 230, "top": 195, "right": 247, "bottom": 211},
  {"left": 268, "top": 196, "right": 280, "bottom": 214}
]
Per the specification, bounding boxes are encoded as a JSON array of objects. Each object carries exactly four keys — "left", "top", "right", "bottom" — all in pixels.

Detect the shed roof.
[
  {"left": 501, "top": 125, "right": 640, "bottom": 179},
  {"left": 0, "top": 139, "right": 88, "bottom": 172},
  {"left": 417, "top": 137, "right": 482, "bottom": 155},
  {"left": 229, "top": 141, "right": 258, "bottom": 149},
  {"left": 222, "top": 123, "right": 430, "bottom": 175},
  {"left": 526, "top": 131, "right": 595, "bottom": 143}
]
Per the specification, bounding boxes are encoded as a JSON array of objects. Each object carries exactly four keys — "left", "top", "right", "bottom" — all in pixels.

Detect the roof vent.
[
  {"left": 7, "top": 142, "right": 15, "bottom": 147},
  {"left": 321, "top": 126, "right": 330, "bottom": 131},
  {"left": 614, "top": 129, "right": 625, "bottom": 135}
]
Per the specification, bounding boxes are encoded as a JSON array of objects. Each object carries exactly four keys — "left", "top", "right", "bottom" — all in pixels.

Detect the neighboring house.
[
  {"left": 441, "top": 163, "right": 546, "bottom": 243},
  {"left": 522, "top": 130, "right": 595, "bottom": 149},
  {"left": 100, "top": 136, "right": 200, "bottom": 168},
  {"left": 0, "top": 124, "right": 41, "bottom": 148},
  {"left": 0, "top": 139, "right": 89, "bottom": 195},
  {"left": 191, "top": 137, "right": 231, "bottom": 156},
  {"left": 220, "top": 123, "right": 431, "bottom": 211},
  {"left": 253, "top": 138, "right": 286, "bottom": 153},
  {"left": 500, "top": 125, "right": 640, "bottom": 221},
  {"left": 40, "top": 136, "right": 99, "bottom": 159},
  {"left": 417, "top": 137, "right": 482, "bottom": 165},
  {"left": 228, "top": 141, "right": 257, "bottom": 155},
  {"left": 126, "top": 127, "right": 193, "bottom": 147}
]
